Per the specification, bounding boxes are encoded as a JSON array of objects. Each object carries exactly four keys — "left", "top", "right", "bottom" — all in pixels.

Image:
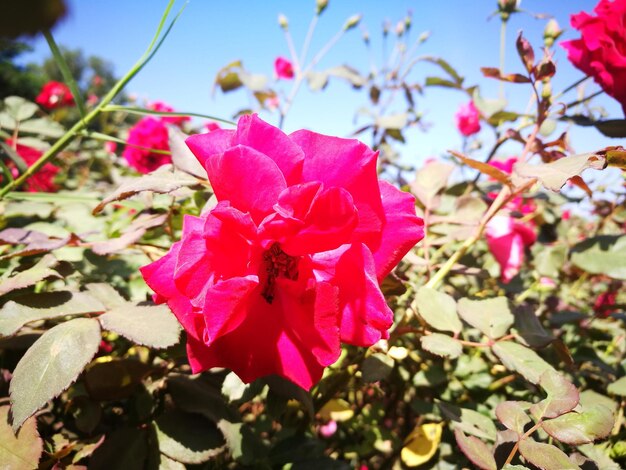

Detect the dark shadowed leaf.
[
  {"left": 154, "top": 410, "right": 225, "bottom": 464},
  {"left": 491, "top": 341, "right": 555, "bottom": 384},
  {"left": 9, "top": 317, "right": 101, "bottom": 431},
  {"left": 457, "top": 297, "right": 513, "bottom": 339},
  {"left": 0, "top": 254, "right": 60, "bottom": 296},
  {"left": 361, "top": 353, "right": 394, "bottom": 382},
  {"left": 85, "top": 359, "right": 152, "bottom": 401},
  {"left": 414, "top": 287, "right": 462, "bottom": 334},
  {"left": 264, "top": 375, "right": 314, "bottom": 419},
  {"left": 0, "top": 405, "right": 43, "bottom": 470},
  {"left": 454, "top": 429, "right": 497, "bottom": 470},
  {"left": 93, "top": 165, "right": 199, "bottom": 214},
  {"left": 0, "top": 291, "right": 105, "bottom": 337},
  {"left": 495, "top": 401, "right": 532, "bottom": 436},
  {"left": 89, "top": 427, "right": 148, "bottom": 470},
  {"left": 570, "top": 235, "right": 626, "bottom": 280},
  {"left": 518, "top": 439, "right": 580, "bottom": 470},
  {"left": 217, "top": 420, "right": 267, "bottom": 465},
  {"left": 529, "top": 370, "right": 579, "bottom": 420},
  {"left": 0, "top": 227, "right": 79, "bottom": 259},
  {"left": 420, "top": 333, "right": 462, "bottom": 359},
  {"left": 480, "top": 67, "right": 531, "bottom": 83},
  {"left": 98, "top": 304, "right": 180, "bottom": 349},
  {"left": 541, "top": 404, "right": 614, "bottom": 445},
  {"left": 513, "top": 305, "right": 553, "bottom": 348},
  {"left": 167, "top": 375, "right": 240, "bottom": 423}
]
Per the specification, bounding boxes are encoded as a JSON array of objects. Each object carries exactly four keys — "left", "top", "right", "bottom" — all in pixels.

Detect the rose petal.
[{"left": 186, "top": 128, "right": 235, "bottom": 168}]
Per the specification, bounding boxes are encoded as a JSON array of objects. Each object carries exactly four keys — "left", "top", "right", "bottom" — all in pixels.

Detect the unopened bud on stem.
[
  {"left": 316, "top": 0, "right": 328, "bottom": 15},
  {"left": 344, "top": 13, "right": 362, "bottom": 31},
  {"left": 543, "top": 19, "right": 562, "bottom": 47},
  {"left": 278, "top": 14, "right": 289, "bottom": 31}
]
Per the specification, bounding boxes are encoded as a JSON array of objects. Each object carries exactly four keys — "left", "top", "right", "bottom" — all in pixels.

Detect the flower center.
[{"left": 261, "top": 242, "right": 299, "bottom": 304}]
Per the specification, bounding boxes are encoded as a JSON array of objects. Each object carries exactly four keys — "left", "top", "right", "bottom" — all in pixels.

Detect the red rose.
[
  {"left": 561, "top": 0, "right": 626, "bottom": 115},
  {"left": 141, "top": 114, "right": 424, "bottom": 389},
  {"left": 35, "top": 81, "right": 75, "bottom": 110},
  {"left": 454, "top": 101, "right": 481, "bottom": 137},
  {"left": 122, "top": 117, "right": 171, "bottom": 174},
  {"left": 3, "top": 140, "right": 59, "bottom": 192}
]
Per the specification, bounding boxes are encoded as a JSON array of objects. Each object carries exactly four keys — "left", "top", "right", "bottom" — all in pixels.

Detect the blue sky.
[{"left": 18, "top": 0, "right": 622, "bottom": 170}]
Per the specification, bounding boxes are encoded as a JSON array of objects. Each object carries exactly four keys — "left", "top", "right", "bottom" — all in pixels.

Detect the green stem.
[
  {"left": 0, "top": 0, "right": 181, "bottom": 199},
  {"left": 499, "top": 19, "right": 507, "bottom": 99},
  {"left": 564, "top": 89, "right": 604, "bottom": 109},
  {"left": 553, "top": 75, "right": 591, "bottom": 101}
]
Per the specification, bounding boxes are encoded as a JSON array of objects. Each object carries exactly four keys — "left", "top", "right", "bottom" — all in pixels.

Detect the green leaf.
[
  {"left": 98, "top": 304, "right": 180, "bottom": 349},
  {"left": 361, "top": 353, "right": 394, "bottom": 382},
  {"left": 376, "top": 113, "right": 408, "bottom": 130},
  {"left": 158, "top": 454, "right": 186, "bottom": 470},
  {"left": 0, "top": 405, "right": 43, "bottom": 470},
  {"left": 18, "top": 118, "right": 65, "bottom": 138},
  {"left": 513, "top": 306, "right": 553, "bottom": 348},
  {"left": 424, "top": 76, "right": 460, "bottom": 88},
  {"left": 513, "top": 152, "right": 606, "bottom": 192},
  {"left": 457, "top": 297, "right": 513, "bottom": 339},
  {"left": 422, "top": 57, "right": 464, "bottom": 85},
  {"left": 410, "top": 161, "right": 454, "bottom": 207},
  {"left": 608, "top": 376, "right": 626, "bottom": 396},
  {"left": 0, "top": 254, "right": 60, "bottom": 296},
  {"left": 239, "top": 72, "right": 269, "bottom": 92},
  {"left": 93, "top": 165, "right": 199, "bottom": 214},
  {"left": 306, "top": 71, "right": 329, "bottom": 91},
  {"left": 4, "top": 96, "right": 38, "bottom": 122},
  {"left": 454, "top": 429, "right": 497, "bottom": 470},
  {"left": 154, "top": 410, "right": 225, "bottom": 464},
  {"left": 491, "top": 341, "right": 555, "bottom": 384},
  {"left": 542, "top": 404, "right": 615, "bottom": 445},
  {"left": 529, "top": 370, "right": 579, "bottom": 420},
  {"left": 420, "top": 333, "right": 462, "bottom": 359},
  {"left": 84, "top": 283, "right": 127, "bottom": 310},
  {"left": 438, "top": 402, "right": 497, "bottom": 441},
  {"left": 0, "top": 291, "right": 105, "bottom": 337},
  {"left": 534, "top": 244, "right": 567, "bottom": 279},
  {"left": 167, "top": 375, "right": 240, "bottom": 423},
  {"left": 3, "top": 201, "right": 53, "bottom": 218},
  {"left": 570, "top": 235, "right": 626, "bottom": 280},
  {"left": 84, "top": 359, "right": 152, "bottom": 401},
  {"left": 168, "top": 127, "right": 207, "bottom": 179},
  {"left": 43, "top": 31, "right": 86, "bottom": 119},
  {"left": 519, "top": 439, "right": 580, "bottom": 470},
  {"left": 495, "top": 401, "right": 532, "bottom": 436},
  {"left": 0, "top": 141, "right": 28, "bottom": 173},
  {"left": 9, "top": 317, "right": 101, "bottom": 431},
  {"left": 472, "top": 89, "right": 507, "bottom": 118},
  {"left": 326, "top": 65, "right": 366, "bottom": 88},
  {"left": 217, "top": 420, "right": 267, "bottom": 465},
  {"left": 414, "top": 287, "right": 462, "bottom": 334}
]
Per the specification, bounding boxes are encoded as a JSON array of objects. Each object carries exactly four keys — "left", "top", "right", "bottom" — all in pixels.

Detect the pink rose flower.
[
  {"left": 454, "top": 101, "right": 481, "bottom": 137},
  {"left": 141, "top": 114, "right": 424, "bottom": 389},
  {"left": 149, "top": 101, "right": 190, "bottom": 126},
  {"left": 561, "top": 0, "right": 626, "bottom": 115},
  {"left": 122, "top": 117, "right": 171, "bottom": 174},
  {"left": 104, "top": 141, "right": 117, "bottom": 154},
  {"left": 486, "top": 215, "right": 536, "bottom": 283},
  {"left": 3, "top": 140, "right": 59, "bottom": 192},
  {"left": 35, "top": 81, "right": 74, "bottom": 110},
  {"left": 274, "top": 56, "right": 295, "bottom": 80}
]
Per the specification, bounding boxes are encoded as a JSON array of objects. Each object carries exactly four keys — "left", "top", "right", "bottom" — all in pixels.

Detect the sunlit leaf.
[
  {"left": 420, "top": 334, "right": 462, "bottom": 359},
  {"left": 414, "top": 287, "right": 462, "bottom": 334},
  {"left": 491, "top": 341, "right": 555, "bottom": 384},
  {"left": 401, "top": 422, "right": 442, "bottom": 467},
  {"left": 529, "top": 370, "right": 579, "bottom": 420},
  {"left": 0, "top": 405, "right": 43, "bottom": 470},
  {"left": 454, "top": 429, "right": 496, "bottom": 470},
  {"left": 542, "top": 404, "right": 614, "bottom": 445},
  {"left": 457, "top": 297, "right": 513, "bottom": 339},
  {"left": 9, "top": 317, "right": 101, "bottom": 431},
  {"left": 518, "top": 439, "right": 580, "bottom": 470}
]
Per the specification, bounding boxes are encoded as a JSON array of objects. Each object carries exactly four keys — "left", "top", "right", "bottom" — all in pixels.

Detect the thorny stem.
[
  {"left": 564, "top": 89, "right": 604, "bottom": 110},
  {"left": 504, "top": 420, "right": 544, "bottom": 466},
  {"left": 552, "top": 75, "right": 591, "bottom": 101},
  {"left": 499, "top": 19, "right": 507, "bottom": 100},
  {"left": 284, "top": 29, "right": 301, "bottom": 74}
]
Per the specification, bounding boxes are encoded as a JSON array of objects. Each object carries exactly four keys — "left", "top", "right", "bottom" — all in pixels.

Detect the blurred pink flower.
[
  {"left": 486, "top": 215, "right": 536, "bottom": 283},
  {"left": 319, "top": 420, "right": 337, "bottom": 437},
  {"left": 36, "top": 81, "right": 74, "bottom": 110},
  {"left": 141, "top": 114, "right": 424, "bottom": 389},
  {"left": 274, "top": 56, "right": 295, "bottom": 80},
  {"left": 455, "top": 101, "right": 481, "bottom": 137},
  {"left": 205, "top": 121, "right": 222, "bottom": 132},
  {"left": 562, "top": 210, "right": 571, "bottom": 221},
  {"left": 149, "top": 101, "right": 190, "bottom": 126},
  {"left": 104, "top": 141, "right": 117, "bottom": 154},
  {"left": 489, "top": 157, "right": 517, "bottom": 175},
  {"left": 594, "top": 290, "right": 617, "bottom": 317},
  {"left": 122, "top": 117, "right": 171, "bottom": 174},
  {"left": 3, "top": 139, "right": 59, "bottom": 192}
]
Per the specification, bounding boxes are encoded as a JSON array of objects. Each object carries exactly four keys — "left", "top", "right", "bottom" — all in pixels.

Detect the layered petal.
[
  {"left": 235, "top": 114, "right": 304, "bottom": 184},
  {"left": 291, "top": 130, "right": 385, "bottom": 250},
  {"left": 370, "top": 181, "right": 424, "bottom": 281},
  {"left": 203, "top": 144, "right": 287, "bottom": 223},
  {"left": 186, "top": 128, "right": 235, "bottom": 168}
]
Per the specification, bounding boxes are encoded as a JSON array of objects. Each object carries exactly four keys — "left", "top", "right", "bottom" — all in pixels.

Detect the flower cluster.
[
  {"left": 141, "top": 115, "right": 424, "bottom": 389},
  {"left": 561, "top": 0, "right": 626, "bottom": 115},
  {"left": 122, "top": 101, "right": 187, "bottom": 174},
  {"left": 35, "top": 81, "right": 75, "bottom": 110}
]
